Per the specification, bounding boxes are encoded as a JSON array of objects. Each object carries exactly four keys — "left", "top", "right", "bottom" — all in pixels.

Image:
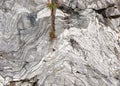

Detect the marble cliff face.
[{"left": 0, "top": 0, "right": 120, "bottom": 86}]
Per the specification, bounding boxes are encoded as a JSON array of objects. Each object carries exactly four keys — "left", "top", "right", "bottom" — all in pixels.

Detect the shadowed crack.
[
  {"left": 70, "top": 38, "right": 79, "bottom": 51},
  {"left": 58, "top": 4, "right": 79, "bottom": 15},
  {"left": 92, "top": 4, "right": 115, "bottom": 18},
  {"left": 9, "top": 76, "right": 38, "bottom": 86}
]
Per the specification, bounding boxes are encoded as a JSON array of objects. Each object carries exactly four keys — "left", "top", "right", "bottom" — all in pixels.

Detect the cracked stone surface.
[{"left": 0, "top": 0, "right": 120, "bottom": 86}]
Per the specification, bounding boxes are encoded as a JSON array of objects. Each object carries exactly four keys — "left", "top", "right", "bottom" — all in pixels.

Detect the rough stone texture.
[{"left": 0, "top": 0, "right": 120, "bottom": 86}]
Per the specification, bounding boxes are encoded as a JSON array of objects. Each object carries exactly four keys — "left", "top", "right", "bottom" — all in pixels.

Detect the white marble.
[{"left": 0, "top": 0, "right": 120, "bottom": 86}]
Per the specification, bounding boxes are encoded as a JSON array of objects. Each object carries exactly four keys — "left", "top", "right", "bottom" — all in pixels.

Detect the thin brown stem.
[{"left": 49, "top": 0, "right": 57, "bottom": 41}]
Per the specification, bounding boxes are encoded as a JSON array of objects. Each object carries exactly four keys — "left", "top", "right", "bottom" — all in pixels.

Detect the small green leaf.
[{"left": 47, "top": 3, "right": 58, "bottom": 10}]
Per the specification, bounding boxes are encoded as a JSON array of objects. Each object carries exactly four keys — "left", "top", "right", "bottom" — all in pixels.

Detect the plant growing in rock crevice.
[{"left": 47, "top": 0, "right": 59, "bottom": 41}]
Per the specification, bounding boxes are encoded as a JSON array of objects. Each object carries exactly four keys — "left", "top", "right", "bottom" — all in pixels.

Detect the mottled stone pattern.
[{"left": 0, "top": 0, "right": 120, "bottom": 86}]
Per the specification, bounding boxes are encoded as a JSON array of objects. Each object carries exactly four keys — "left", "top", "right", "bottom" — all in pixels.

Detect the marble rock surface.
[{"left": 0, "top": 0, "right": 120, "bottom": 86}]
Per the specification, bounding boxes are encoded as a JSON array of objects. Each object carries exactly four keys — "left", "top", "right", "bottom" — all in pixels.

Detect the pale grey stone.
[{"left": 0, "top": 0, "right": 120, "bottom": 86}]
